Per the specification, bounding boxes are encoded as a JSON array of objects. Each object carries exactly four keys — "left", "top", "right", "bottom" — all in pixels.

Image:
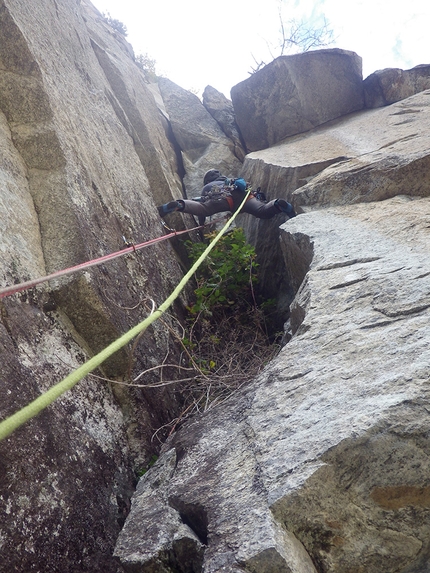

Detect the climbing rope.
[
  {"left": 0, "top": 190, "right": 251, "bottom": 441},
  {"left": 0, "top": 224, "right": 203, "bottom": 299}
]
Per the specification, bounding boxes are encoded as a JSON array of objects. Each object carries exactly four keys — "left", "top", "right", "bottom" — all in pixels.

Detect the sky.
[{"left": 90, "top": 0, "right": 430, "bottom": 99}]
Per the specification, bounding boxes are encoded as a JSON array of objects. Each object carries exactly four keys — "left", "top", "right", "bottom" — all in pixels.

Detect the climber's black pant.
[{"left": 181, "top": 195, "right": 281, "bottom": 225}]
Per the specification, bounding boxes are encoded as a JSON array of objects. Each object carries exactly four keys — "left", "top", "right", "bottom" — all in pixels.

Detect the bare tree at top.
[{"left": 250, "top": 1, "right": 336, "bottom": 74}]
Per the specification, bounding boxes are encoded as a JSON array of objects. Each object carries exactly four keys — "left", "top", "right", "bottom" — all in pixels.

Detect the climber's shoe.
[
  {"left": 157, "top": 200, "right": 182, "bottom": 217},
  {"left": 275, "top": 199, "right": 296, "bottom": 218}
]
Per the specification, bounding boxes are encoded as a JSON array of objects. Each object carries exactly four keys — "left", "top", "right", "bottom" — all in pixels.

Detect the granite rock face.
[
  {"left": 236, "top": 89, "right": 430, "bottom": 322},
  {"left": 364, "top": 64, "right": 430, "bottom": 108},
  {"left": 230, "top": 49, "right": 364, "bottom": 152},
  {"left": 115, "top": 195, "right": 430, "bottom": 573},
  {"left": 202, "top": 85, "right": 246, "bottom": 162},
  {"left": 290, "top": 91, "right": 430, "bottom": 209},
  {"left": 1, "top": 0, "right": 430, "bottom": 570},
  {"left": 158, "top": 78, "right": 242, "bottom": 197},
  {"left": 0, "top": 0, "right": 190, "bottom": 570}
]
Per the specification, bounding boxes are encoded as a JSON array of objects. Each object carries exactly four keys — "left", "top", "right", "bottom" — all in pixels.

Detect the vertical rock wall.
[
  {"left": 0, "top": 0, "right": 190, "bottom": 570},
  {"left": 1, "top": 1, "right": 430, "bottom": 571},
  {"left": 237, "top": 90, "right": 430, "bottom": 328},
  {"left": 115, "top": 196, "right": 430, "bottom": 573}
]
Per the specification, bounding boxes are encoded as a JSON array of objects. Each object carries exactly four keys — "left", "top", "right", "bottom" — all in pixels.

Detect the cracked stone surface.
[
  {"left": 236, "top": 89, "right": 430, "bottom": 325},
  {"left": 0, "top": 0, "right": 192, "bottom": 570},
  {"left": 231, "top": 49, "right": 364, "bottom": 152},
  {"left": 115, "top": 195, "right": 430, "bottom": 572},
  {"left": 241, "top": 90, "right": 430, "bottom": 210}
]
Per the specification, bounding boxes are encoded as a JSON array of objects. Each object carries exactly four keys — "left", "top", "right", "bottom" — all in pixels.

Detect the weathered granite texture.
[
  {"left": 202, "top": 85, "right": 246, "bottom": 162},
  {"left": 291, "top": 91, "right": 430, "bottom": 209},
  {"left": 364, "top": 64, "right": 430, "bottom": 108},
  {"left": 237, "top": 90, "right": 430, "bottom": 321},
  {"left": 0, "top": 0, "right": 191, "bottom": 570},
  {"left": 115, "top": 195, "right": 430, "bottom": 572},
  {"left": 1, "top": 0, "right": 430, "bottom": 570},
  {"left": 230, "top": 49, "right": 364, "bottom": 152},
  {"left": 158, "top": 78, "right": 242, "bottom": 197}
]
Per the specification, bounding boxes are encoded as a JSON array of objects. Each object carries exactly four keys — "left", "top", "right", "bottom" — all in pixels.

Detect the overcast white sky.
[{"left": 90, "top": 0, "right": 429, "bottom": 98}]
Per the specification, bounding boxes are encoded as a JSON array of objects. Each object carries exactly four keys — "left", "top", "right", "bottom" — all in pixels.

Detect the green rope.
[{"left": 0, "top": 191, "right": 250, "bottom": 441}]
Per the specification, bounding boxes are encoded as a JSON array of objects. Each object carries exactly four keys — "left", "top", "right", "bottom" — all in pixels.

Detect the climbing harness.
[{"left": 196, "top": 179, "right": 261, "bottom": 212}]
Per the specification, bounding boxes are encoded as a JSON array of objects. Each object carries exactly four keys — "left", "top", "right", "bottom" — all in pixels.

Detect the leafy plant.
[
  {"left": 135, "top": 53, "right": 158, "bottom": 82},
  {"left": 103, "top": 12, "right": 128, "bottom": 36},
  {"left": 169, "top": 228, "right": 281, "bottom": 412},
  {"left": 185, "top": 228, "right": 258, "bottom": 317}
]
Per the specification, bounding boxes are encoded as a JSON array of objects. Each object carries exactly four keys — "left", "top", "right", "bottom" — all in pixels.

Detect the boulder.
[
  {"left": 239, "top": 90, "right": 430, "bottom": 212},
  {"left": 158, "top": 78, "right": 243, "bottom": 197},
  {"left": 235, "top": 89, "right": 430, "bottom": 325},
  {"left": 364, "top": 64, "right": 430, "bottom": 108},
  {"left": 290, "top": 90, "right": 430, "bottom": 208},
  {"left": 202, "top": 85, "right": 247, "bottom": 161},
  {"left": 115, "top": 195, "right": 430, "bottom": 573},
  {"left": 230, "top": 48, "right": 364, "bottom": 152}
]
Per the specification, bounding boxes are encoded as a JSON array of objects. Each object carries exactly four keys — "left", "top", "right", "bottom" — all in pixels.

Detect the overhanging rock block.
[
  {"left": 231, "top": 48, "right": 364, "bottom": 152},
  {"left": 364, "top": 64, "right": 430, "bottom": 108}
]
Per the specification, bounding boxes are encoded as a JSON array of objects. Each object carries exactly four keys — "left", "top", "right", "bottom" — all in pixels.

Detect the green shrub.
[
  {"left": 179, "top": 228, "right": 279, "bottom": 406},
  {"left": 103, "top": 13, "right": 128, "bottom": 36},
  {"left": 125, "top": 228, "right": 281, "bottom": 439},
  {"left": 135, "top": 53, "right": 158, "bottom": 82},
  {"left": 185, "top": 228, "right": 258, "bottom": 317}
]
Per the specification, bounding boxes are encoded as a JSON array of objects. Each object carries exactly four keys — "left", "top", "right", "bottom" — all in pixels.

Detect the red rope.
[{"left": 0, "top": 225, "right": 201, "bottom": 299}]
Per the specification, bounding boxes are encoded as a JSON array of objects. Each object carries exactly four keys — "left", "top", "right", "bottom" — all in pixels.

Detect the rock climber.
[{"left": 157, "top": 169, "right": 296, "bottom": 226}]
